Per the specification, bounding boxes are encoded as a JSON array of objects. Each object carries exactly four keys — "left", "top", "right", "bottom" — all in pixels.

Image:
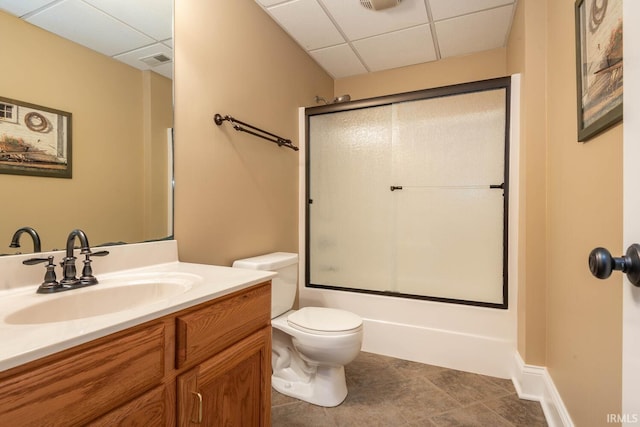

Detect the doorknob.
[{"left": 588, "top": 244, "right": 640, "bottom": 287}]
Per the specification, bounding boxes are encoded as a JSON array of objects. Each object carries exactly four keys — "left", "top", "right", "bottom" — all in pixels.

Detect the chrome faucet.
[{"left": 9, "top": 226, "right": 41, "bottom": 253}]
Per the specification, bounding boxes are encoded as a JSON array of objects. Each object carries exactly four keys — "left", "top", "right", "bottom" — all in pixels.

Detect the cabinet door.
[{"left": 177, "top": 327, "right": 271, "bottom": 426}]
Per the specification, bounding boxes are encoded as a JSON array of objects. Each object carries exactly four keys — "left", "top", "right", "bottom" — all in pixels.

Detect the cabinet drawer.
[
  {"left": 176, "top": 281, "right": 270, "bottom": 368},
  {"left": 0, "top": 323, "right": 165, "bottom": 427}
]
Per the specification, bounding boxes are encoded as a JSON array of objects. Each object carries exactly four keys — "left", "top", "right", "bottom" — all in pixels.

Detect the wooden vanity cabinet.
[
  {"left": 175, "top": 282, "right": 272, "bottom": 426},
  {"left": 0, "top": 281, "right": 272, "bottom": 426},
  {"left": 0, "top": 322, "right": 166, "bottom": 426}
]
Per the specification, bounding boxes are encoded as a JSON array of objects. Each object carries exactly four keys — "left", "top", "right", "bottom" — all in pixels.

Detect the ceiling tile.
[
  {"left": 435, "top": 4, "right": 514, "bottom": 58},
  {"left": 354, "top": 24, "right": 436, "bottom": 72},
  {"left": 255, "top": 0, "right": 518, "bottom": 77},
  {"left": 0, "top": 0, "right": 56, "bottom": 17},
  {"left": 320, "top": 0, "right": 428, "bottom": 41},
  {"left": 309, "top": 44, "right": 367, "bottom": 79},
  {"left": 83, "top": 0, "right": 173, "bottom": 40},
  {"left": 265, "top": 0, "right": 344, "bottom": 50},
  {"left": 26, "top": 0, "right": 154, "bottom": 57},
  {"left": 429, "top": 0, "right": 514, "bottom": 21}
]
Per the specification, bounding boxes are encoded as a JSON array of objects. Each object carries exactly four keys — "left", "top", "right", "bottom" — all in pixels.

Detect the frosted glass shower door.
[
  {"left": 308, "top": 106, "right": 394, "bottom": 292},
  {"left": 391, "top": 89, "right": 507, "bottom": 304},
  {"left": 306, "top": 80, "right": 509, "bottom": 307}
]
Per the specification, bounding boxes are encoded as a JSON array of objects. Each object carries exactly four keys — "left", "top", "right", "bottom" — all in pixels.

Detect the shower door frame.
[{"left": 304, "top": 76, "right": 511, "bottom": 309}]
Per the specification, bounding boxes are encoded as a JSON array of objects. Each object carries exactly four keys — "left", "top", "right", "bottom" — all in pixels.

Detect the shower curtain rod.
[{"left": 214, "top": 113, "right": 299, "bottom": 151}]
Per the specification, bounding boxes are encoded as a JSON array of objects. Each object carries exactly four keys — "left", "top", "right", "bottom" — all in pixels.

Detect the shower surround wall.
[{"left": 299, "top": 76, "right": 521, "bottom": 378}]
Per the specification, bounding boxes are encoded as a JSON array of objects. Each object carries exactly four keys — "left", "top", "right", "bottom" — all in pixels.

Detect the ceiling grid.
[
  {"left": 0, "top": 0, "right": 517, "bottom": 81},
  {"left": 256, "top": 0, "right": 517, "bottom": 78},
  {"left": 0, "top": 0, "right": 173, "bottom": 79}
]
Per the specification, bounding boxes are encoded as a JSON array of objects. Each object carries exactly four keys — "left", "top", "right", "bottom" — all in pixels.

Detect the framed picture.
[
  {"left": 575, "top": 0, "right": 623, "bottom": 142},
  {"left": 0, "top": 96, "right": 72, "bottom": 178}
]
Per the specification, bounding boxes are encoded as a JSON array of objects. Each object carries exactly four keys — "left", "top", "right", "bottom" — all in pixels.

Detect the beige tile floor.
[{"left": 272, "top": 351, "right": 547, "bottom": 426}]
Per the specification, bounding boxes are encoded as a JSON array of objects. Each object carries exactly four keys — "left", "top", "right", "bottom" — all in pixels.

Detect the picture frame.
[
  {"left": 0, "top": 96, "right": 72, "bottom": 178},
  {"left": 575, "top": 0, "right": 623, "bottom": 142}
]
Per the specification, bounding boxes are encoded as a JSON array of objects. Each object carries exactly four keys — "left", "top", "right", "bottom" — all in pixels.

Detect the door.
[
  {"left": 390, "top": 89, "right": 507, "bottom": 304},
  {"left": 622, "top": 0, "right": 640, "bottom": 421}
]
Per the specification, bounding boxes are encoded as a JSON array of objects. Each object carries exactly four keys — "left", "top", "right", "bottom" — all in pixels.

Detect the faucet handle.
[
  {"left": 23, "top": 256, "right": 51, "bottom": 266},
  {"left": 90, "top": 250, "right": 110, "bottom": 257},
  {"left": 23, "top": 256, "right": 62, "bottom": 294},
  {"left": 79, "top": 250, "right": 109, "bottom": 286}
]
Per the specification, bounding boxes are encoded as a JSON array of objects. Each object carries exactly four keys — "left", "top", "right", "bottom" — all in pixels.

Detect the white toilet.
[{"left": 232, "top": 252, "right": 363, "bottom": 407}]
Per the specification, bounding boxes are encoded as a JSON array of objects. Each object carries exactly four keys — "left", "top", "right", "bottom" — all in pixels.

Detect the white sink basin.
[
  {"left": 5, "top": 273, "right": 198, "bottom": 325},
  {"left": 0, "top": 241, "right": 278, "bottom": 373}
]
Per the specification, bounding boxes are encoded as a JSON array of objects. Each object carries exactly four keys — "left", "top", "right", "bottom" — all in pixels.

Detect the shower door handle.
[
  {"left": 588, "top": 244, "right": 640, "bottom": 287},
  {"left": 390, "top": 186, "right": 403, "bottom": 191}
]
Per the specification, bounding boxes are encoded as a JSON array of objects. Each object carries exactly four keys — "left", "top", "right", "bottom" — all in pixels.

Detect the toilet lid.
[{"left": 287, "top": 307, "right": 362, "bottom": 333}]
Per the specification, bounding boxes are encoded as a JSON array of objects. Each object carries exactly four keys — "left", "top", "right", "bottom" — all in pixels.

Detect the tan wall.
[
  {"left": 0, "top": 11, "right": 171, "bottom": 251},
  {"left": 506, "top": 0, "right": 548, "bottom": 366},
  {"left": 545, "top": 0, "right": 622, "bottom": 424},
  {"left": 508, "top": 0, "right": 623, "bottom": 423},
  {"left": 173, "top": 0, "right": 333, "bottom": 266},
  {"left": 335, "top": 48, "right": 507, "bottom": 100},
  {"left": 143, "top": 71, "right": 174, "bottom": 240}
]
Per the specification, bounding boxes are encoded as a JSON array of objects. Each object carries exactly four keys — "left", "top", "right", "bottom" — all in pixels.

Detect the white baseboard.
[{"left": 512, "top": 352, "right": 574, "bottom": 427}]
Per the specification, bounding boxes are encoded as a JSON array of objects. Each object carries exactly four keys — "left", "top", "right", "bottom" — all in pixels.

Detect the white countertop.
[{"left": 0, "top": 241, "right": 275, "bottom": 372}]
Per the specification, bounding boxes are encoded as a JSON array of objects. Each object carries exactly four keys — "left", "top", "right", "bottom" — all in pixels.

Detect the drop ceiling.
[
  {"left": 255, "top": 0, "right": 517, "bottom": 79},
  {"left": 0, "top": 0, "right": 173, "bottom": 79},
  {"left": 1, "top": 0, "right": 516, "bottom": 82}
]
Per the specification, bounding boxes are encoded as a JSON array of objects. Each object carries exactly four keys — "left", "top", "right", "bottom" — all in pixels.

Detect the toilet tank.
[{"left": 232, "top": 252, "right": 298, "bottom": 318}]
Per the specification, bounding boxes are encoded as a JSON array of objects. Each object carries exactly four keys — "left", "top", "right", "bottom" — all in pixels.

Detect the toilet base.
[{"left": 272, "top": 365, "right": 348, "bottom": 407}]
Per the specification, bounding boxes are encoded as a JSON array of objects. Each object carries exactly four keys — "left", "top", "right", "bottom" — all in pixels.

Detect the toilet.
[{"left": 232, "top": 252, "right": 363, "bottom": 407}]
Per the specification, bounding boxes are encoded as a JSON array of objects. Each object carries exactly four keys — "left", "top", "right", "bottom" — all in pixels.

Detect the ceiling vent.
[
  {"left": 139, "top": 53, "right": 172, "bottom": 68},
  {"left": 360, "top": 0, "right": 402, "bottom": 11}
]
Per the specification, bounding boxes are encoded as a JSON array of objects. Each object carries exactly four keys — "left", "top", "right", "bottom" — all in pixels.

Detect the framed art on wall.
[
  {"left": 0, "top": 96, "right": 72, "bottom": 178},
  {"left": 575, "top": 0, "right": 623, "bottom": 142}
]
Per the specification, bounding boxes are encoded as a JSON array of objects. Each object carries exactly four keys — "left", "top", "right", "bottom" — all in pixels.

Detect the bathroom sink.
[{"left": 5, "top": 275, "right": 196, "bottom": 325}]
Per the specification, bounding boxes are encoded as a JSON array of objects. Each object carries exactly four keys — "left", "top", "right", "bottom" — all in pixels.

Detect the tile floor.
[{"left": 272, "top": 352, "right": 547, "bottom": 426}]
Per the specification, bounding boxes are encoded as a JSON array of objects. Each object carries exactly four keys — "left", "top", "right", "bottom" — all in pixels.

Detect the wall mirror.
[{"left": 0, "top": 0, "right": 173, "bottom": 254}]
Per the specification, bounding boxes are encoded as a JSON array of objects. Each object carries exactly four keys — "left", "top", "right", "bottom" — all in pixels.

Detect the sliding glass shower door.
[
  {"left": 308, "top": 105, "right": 394, "bottom": 293},
  {"left": 306, "top": 78, "right": 510, "bottom": 307}
]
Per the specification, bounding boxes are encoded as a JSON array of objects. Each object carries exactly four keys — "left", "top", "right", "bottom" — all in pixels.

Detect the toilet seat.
[{"left": 287, "top": 307, "right": 362, "bottom": 335}]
